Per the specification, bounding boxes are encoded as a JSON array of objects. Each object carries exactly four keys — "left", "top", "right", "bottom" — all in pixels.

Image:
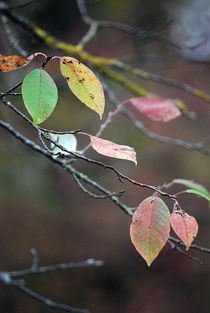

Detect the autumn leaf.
[
  {"left": 60, "top": 56, "right": 105, "bottom": 119},
  {"left": 80, "top": 132, "right": 137, "bottom": 165},
  {"left": 22, "top": 69, "right": 58, "bottom": 124},
  {"left": 0, "top": 54, "right": 29, "bottom": 72},
  {"left": 127, "top": 96, "right": 181, "bottom": 122},
  {"left": 170, "top": 210, "right": 198, "bottom": 250},
  {"left": 130, "top": 197, "right": 170, "bottom": 266}
]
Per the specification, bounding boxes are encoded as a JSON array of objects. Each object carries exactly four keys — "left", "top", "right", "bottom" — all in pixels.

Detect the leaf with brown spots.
[
  {"left": 60, "top": 56, "right": 105, "bottom": 119},
  {"left": 0, "top": 54, "right": 30, "bottom": 72}
]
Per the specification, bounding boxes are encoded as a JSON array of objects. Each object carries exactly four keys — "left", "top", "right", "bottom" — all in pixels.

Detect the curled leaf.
[
  {"left": 130, "top": 197, "right": 170, "bottom": 266},
  {"left": 80, "top": 132, "right": 137, "bottom": 165},
  {"left": 173, "top": 178, "right": 209, "bottom": 196},
  {"left": 50, "top": 133, "right": 77, "bottom": 155},
  {"left": 22, "top": 69, "right": 58, "bottom": 124},
  {"left": 0, "top": 54, "right": 29, "bottom": 72},
  {"left": 128, "top": 96, "right": 181, "bottom": 122},
  {"left": 60, "top": 56, "right": 105, "bottom": 119},
  {"left": 170, "top": 211, "right": 198, "bottom": 250},
  {"left": 186, "top": 189, "right": 210, "bottom": 203}
]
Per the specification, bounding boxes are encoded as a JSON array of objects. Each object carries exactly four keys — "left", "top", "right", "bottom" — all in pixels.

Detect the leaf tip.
[
  {"left": 146, "top": 259, "right": 153, "bottom": 267},
  {"left": 185, "top": 245, "right": 190, "bottom": 251}
]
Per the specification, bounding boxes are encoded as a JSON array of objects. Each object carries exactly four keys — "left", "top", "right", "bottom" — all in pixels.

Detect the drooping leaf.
[
  {"left": 185, "top": 189, "right": 210, "bottom": 203},
  {"left": 80, "top": 132, "right": 137, "bottom": 165},
  {"left": 173, "top": 178, "right": 209, "bottom": 196},
  {"left": 130, "top": 197, "right": 170, "bottom": 266},
  {"left": 50, "top": 133, "right": 77, "bottom": 155},
  {"left": 128, "top": 96, "right": 181, "bottom": 122},
  {"left": 170, "top": 210, "right": 198, "bottom": 250},
  {"left": 0, "top": 54, "right": 29, "bottom": 72},
  {"left": 60, "top": 56, "right": 105, "bottom": 119},
  {"left": 22, "top": 69, "right": 58, "bottom": 124}
]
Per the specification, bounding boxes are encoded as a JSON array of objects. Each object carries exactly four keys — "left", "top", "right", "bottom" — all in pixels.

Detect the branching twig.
[
  {"left": 0, "top": 255, "right": 103, "bottom": 313},
  {"left": 102, "top": 80, "right": 210, "bottom": 156}
]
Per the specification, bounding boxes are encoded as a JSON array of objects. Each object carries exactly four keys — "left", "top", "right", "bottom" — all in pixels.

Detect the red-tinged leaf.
[
  {"left": 0, "top": 54, "right": 29, "bottom": 72},
  {"left": 130, "top": 197, "right": 170, "bottom": 266},
  {"left": 80, "top": 132, "right": 137, "bottom": 165},
  {"left": 128, "top": 96, "right": 181, "bottom": 122},
  {"left": 170, "top": 211, "right": 198, "bottom": 251}
]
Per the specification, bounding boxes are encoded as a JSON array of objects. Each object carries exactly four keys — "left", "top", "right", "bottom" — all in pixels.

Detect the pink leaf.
[
  {"left": 128, "top": 96, "right": 181, "bottom": 122},
  {"left": 170, "top": 210, "right": 198, "bottom": 251},
  {"left": 130, "top": 197, "right": 170, "bottom": 266},
  {"left": 80, "top": 132, "right": 137, "bottom": 165}
]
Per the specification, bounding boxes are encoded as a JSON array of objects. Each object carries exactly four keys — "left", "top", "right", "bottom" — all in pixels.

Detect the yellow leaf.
[{"left": 60, "top": 56, "right": 105, "bottom": 119}]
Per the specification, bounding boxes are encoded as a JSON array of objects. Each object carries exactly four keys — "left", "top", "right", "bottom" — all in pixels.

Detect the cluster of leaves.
[
  {"left": 130, "top": 196, "right": 197, "bottom": 266},
  {"left": 1, "top": 53, "right": 210, "bottom": 267},
  {"left": 130, "top": 178, "right": 210, "bottom": 266}
]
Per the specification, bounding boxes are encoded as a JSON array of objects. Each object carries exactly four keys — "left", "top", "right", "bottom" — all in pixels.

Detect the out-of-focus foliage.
[{"left": 0, "top": 1, "right": 210, "bottom": 313}]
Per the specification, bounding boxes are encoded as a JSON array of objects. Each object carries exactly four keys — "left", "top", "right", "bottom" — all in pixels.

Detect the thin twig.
[
  {"left": 10, "top": 281, "right": 89, "bottom": 313},
  {"left": 73, "top": 174, "right": 125, "bottom": 199},
  {"left": 10, "top": 258, "right": 104, "bottom": 277},
  {"left": 168, "top": 240, "right": 203, "bottom": 264}
]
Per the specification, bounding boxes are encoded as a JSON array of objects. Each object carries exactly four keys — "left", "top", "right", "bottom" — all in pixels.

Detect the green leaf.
[
  {"left": 186, "top": 189, "right": 210, "bottom": 203},
  {"left": 173, "top": 178, "right": 209, "bottom": 196},
  {"left": 22, "top": 69, "right": 58, "bottom": 124},
  {"left": 60, "top": 57, "right": 105, "bottom": 119}
]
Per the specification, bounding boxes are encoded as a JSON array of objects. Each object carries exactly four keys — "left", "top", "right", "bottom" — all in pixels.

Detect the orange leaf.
[
  {"left": 130, "top": 197, "right": 170, "bottom": 266},
  {"left": 80, "top": 132, "right": 137, "bottom": 165},
  {"left": 128, "top": 96, "right": 181, "bottom": 122},
  {"left": 0, "top": 54, "right": 29, "bottom": 72},
  {"left": 170, "top": 211, "right": 198, "bottom": 251}
]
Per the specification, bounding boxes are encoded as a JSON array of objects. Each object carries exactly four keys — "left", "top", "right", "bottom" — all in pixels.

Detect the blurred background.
[{"left": 0, "top": 1, "right": 210, "bottom": 312}]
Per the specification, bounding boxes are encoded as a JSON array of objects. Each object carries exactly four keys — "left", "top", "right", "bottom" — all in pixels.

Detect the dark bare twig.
[
  {"left": 10, "top": 257, "right": 104, "bottom": 277},
  {"left": 101, "top": 79, "right": 210, "bottom": 157},
  {"left": 169, "top": 237, "right": 210, "bottom": 254},
  {"left": 73, "top": 174, "right": 125, "bottom": 199},
  {"left": 0, "top": 256, "right": 103, "bottom": 313},
  {"left": 0, "top": 0, "right": 39, "bottom": 11},
  {"left": 9, "top": 281, "right": 89, "bottom": 313},
  {"left": 115, "top": 61, "right": 210, "bottom": 105},
  {"left": 0, "top": 119, "right": 133, "bottom": 215},
  {"left": 75, "top": 0, "right": 176, "bottom": 48},
  {"left": 168, "top": 239, "right": 203, "bottom": 264}
]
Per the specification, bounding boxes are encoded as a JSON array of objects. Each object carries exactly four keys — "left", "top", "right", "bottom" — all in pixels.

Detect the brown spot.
[
  {"left": 79, "top": 78, "right": 85, "bottom": 83},
  {"left": 89, "top": 93, "right": 95, "bottom": 100},
  {"left": 68, "top": 60, "right": 73, "bottom": 64}
]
